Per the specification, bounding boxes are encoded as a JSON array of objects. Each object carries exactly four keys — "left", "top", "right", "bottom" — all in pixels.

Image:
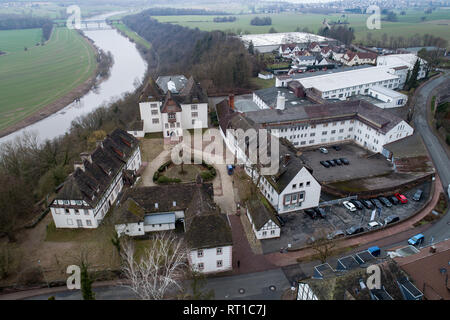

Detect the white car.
[
  {"left": 367, "top": 221, "right": 381, "bottom": 230},
  {"left": 319, "top": 147, "right": 328, "bottom": 154},
  {"left": 343, "top": 201, "right": 356, "bottom": 212}
]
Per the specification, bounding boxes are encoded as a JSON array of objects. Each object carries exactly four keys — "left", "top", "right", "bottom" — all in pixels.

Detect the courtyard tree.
[
  {"left": 120, "top": 232, "right": 188, "bottom": 300},
  {"left": 310, "top": 229, "right": 336, "bottom": 263}
]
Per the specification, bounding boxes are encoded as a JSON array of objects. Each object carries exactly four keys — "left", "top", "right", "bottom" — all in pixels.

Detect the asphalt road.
[{"left": 412, "top": 73, "right": 450, "bottom": 244}]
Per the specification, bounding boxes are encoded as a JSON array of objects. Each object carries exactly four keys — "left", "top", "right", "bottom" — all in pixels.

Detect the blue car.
[{"left": 408, "top": 234, "right": 425, "bottom": 246}]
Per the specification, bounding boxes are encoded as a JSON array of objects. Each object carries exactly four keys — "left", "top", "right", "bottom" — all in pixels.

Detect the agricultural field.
[
  {"left": 0, "top": 27, "right": 97, "bottom": 132},
  {"left": 152, "top": 8, "right": 450, "bottom": 47}
]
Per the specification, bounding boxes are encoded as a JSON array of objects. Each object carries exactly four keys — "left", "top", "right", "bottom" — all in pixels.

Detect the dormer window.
[{"left": 155, "top": 203, "right": 159, "bottom": 209}]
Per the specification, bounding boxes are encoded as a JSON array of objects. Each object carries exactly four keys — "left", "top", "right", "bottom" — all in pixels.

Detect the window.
[
  {"left": 292, "top": 184, "right": 297, "bottom": 189},
  {"left": 86, "top": 220, "right": 92, "bottom": 226},
  {"left": 216, "top": 248, "right": 222, "bottom": 255},
  {"left": 322, "top": 131, "right": 327, "bottom": 135},
  {"left": 270, "top": 230, "right": 276, "bottom": 235},
  {"left": 168, "top": 113, "right": 176, "bottom": 119},
  {"left": 76, "top": 219, "right": 82, "bottom": 227},
  {"left": 151, "top": 103, "right": 157, "bottom": 108},
  {"left": 197, "top": 249, "right": 203, "bottom": 258},
  {"left": 152, "top": 118, "right": 159, "bottom": 124},
  {"left": 306, "top": 181, "right": 310, "bottom": 186},
  {"left": 198, "top": 263, "right": 204, "bottom": 270},
  {"left": 262, "top": 231, "right": 267, "bottom": 236},
  {"left": 331, "top": 130, "right": 336, "bottom": 134},
  {"left": 191, "top": 104, "right": 198, "bottom": 110},
  {"left": 191, "top": 112, "right": 198, "bottom": 118},
  {"left": 339, "top": 129, "right": 344, "bottom": 133},
  {"left": 151, "top": 110, "right": 158, "bottom": 115},
  {"left": 65, "top": 209, "right": 70, "bottom": 214},
  {"left": 165, "top": 123, "right": 168, "bottom": 128},
  {"left": 310, "top": 133, "right": 315, "bottom": 137},
  {"left": 75, "top": 209, "right": 80, "bottom": 215},
  {"left": 323, "top": 123, "right": 328, "bottom": 127},
  {"left": 217, "top": 260, "right": 223, "bottom": 268}
]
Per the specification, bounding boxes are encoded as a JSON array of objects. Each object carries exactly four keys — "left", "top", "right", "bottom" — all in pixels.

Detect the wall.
[
  {"left": 116, "top": 222, "right": 145, "bottom": 237},
  {"left": 139, "top": 101, "right": 163, "bottom": 133},
  {"left": 189, "top": 246, "right": 232, "bottom": 274}
]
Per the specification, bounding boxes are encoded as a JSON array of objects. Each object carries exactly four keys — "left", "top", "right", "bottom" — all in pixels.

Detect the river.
[{"left": 0, "top": 11, "right": 147, "bottom": 144}]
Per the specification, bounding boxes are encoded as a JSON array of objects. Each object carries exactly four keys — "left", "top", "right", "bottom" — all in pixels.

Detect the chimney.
[
  {"left": 276, "top": 91, "right": 285, "bottom": 110},
  {"left": 80, "top": 152, "right": 92, "bottom": 164},
  {"left": 229, "top": 94, "right": 235, "bottom": 110},
  {"left": 96, "top": 140, "right": 103, "bottom": 149},
  {"left": 74, "top": 160, "right": 85, "bottom": 172}
]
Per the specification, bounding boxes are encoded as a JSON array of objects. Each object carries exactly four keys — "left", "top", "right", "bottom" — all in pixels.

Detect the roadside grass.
[
  {"left": 0, "top": 27, "right": 97, "bottom": 132},
  {"left": 413, "top": 192, "right": 447, "bottom": 227},
  {"left": 295, "top": 244, "right": 358, "bottom": 263}
]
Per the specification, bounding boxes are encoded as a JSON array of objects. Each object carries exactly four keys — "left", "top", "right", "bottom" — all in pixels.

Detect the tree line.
[
  {"left": 0, "top": 14, "right": 52, "bottom": 30},
  {"left": 319, "top": 25, "right": 355, "bottom": 46},
  {"left": 213, "top": 16, "right": 236, "bottom": 23},
  {"left": 123, "top": 11, "right": 261, "bottom": 90},
  {"left": 250, "top": 16, "right": 272, "bottom": 26},
  {"left": 363, "top": 32, "right": 448, "bottom": 49},
  {"left": 143, "top": 7, "right": 230, "bottom": 16}
]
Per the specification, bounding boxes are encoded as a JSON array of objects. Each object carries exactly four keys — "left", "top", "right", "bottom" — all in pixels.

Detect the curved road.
[{"left": 412, "top": 73, "right": 450, "bottom": 243}]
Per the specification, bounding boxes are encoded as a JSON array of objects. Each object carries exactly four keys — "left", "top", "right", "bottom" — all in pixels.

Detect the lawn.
[
  {"left": 112, "top": 22, "right": 152, "bottom": 49},
  {"left": 0, "top": 27, "right": 97, "bottom": 132},
  {"left": 249, "top": 77, "right": 276, "bottom": 89},
  {"left": 152, "top": 9, "right": 450, "bottom": 47}
]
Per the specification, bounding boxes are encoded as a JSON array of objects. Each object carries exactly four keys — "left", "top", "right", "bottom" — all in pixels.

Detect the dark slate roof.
[
  {"left": 112, "top": 198, "right": 146, "bottom": 224},
  {"left": 115, "top": 182, "right": 232, "bottom": 249},
  {"left": 161, "top": 90, "right": 182, "bottom": 113},
  {"left": 156, "top": 75, "right": 188, "bottom": 93},
  {"left": 55, "top": 129, "right": 139, "bottom": 207},
  {"left": 140, "top": 78, "right": 164, "bottom": 102},
  {"left": 246, "top": 199, "right": 280, "bottom": 230},
  {"left": 185, "top": 214, "right": 233, "bottom": 250},
  {"left": 244, "top": 99, "right": 405, "bottom": 134},
  {"left": 176, "top": 76, "right": 208, "bottom": 104},
  {"left": 253, "top": 87, "right": 315, "bottom": 109}
]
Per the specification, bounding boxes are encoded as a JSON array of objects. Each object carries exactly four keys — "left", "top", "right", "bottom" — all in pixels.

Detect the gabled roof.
[
  {"left": 177, "top": 76, "right": 208, "bottom": 104},
  {"left": 114, "top": 182, "right": 232, "bottom": 249},
  {"left": 160, "top": 90, "right": 182, "bottom": 113},
  {"left": 55, "top": 129, "right": 139, "bottom": 207},
  {"left": 140, "top": 78, "right": 164, "bottom": 102},
  {"left": 156, "top": 75, "right": 188, "bottom": 93},
  {"left": 246, "top": 199, "right": 280, "bottom": 230}
]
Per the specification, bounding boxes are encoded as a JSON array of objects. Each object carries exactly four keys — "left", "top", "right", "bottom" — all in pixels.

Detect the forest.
[{"left": 0, "top": 14, "right": 52, "bottom": 30}]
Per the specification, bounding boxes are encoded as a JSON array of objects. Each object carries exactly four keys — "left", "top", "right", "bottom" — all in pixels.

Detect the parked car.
[
  {"left": 227, "top": 164, "right": 234, "bottom": 175},
  {"left": 328, "top": 159, "right": 336, "bottom": 166},
  {"left": 314, "top": 207, "right": 326, "bottom": 219},
  {"left": 362, "top": 199, "right": 374, "bottom": 209},
  {"left": 333, "top": 158, "right": 343, "bottom": 165},
  {"left": 371, "top": 198, "right": 383, "bottom": 209},
  {"left": 320, "top": 160, "right": 330, "bottom": 168},
  {"left": 304, "top": 209, "right": 317, "bottom": 220},
  {"left": 343, "top": 201, "right": 357, "bottom": 212},
  {"left": 275, "top": 214, "right": 285, "bottom": 227},
  {"left": 332, "top": 145, "right": 341, "bottom": 151},
  {"left": 395, "top": 193, "right": 408, "bottom": 204},
  {"left": 367, "top": 221, "right": 382, "bottom": 230},
  {"left": 384, "top": 215, "right": 400, "bottom": 225},
  {"left": 327, "top": 229, "right": 345, "bottom": 240},
  {"left": 346, "top": 225, "right": 364, "bottom": 235},
  {"left": 378, "top": 196, "right": 392, "bottom": 207},
  {"left": 408, "top": 233, "right": 425, "bottom": 246},
  {"left": 368, "top": 246, "right": 381, "bottom": 257},
  {"left": 340, "top": 157, "right": 350, "bottom": 165},
  {"left": 350, "top": 200, "right": 364, "bottom": 210},
  {"left": 388, "top": 196, "right": 400, "bottom": 205},
  {"left": 319, "top": 147, "right": 328, "bottom": 154},
  {"left": 412, "top": 189, "right": 423, "bottom": 201}
]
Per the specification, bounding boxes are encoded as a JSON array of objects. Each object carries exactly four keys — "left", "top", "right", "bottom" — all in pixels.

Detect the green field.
[
  {"left": 112, "top": 22, "right": 151, "bottom": 49},
  {"left": 152, "top": 8, "right": 450, "bottom": 46},
  {"left": 0, "top": 27, "right": 97, "bottom": 132}
]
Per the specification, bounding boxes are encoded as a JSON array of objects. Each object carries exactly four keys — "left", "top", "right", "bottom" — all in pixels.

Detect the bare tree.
[
  {"left": 120, "top": 232, "right": 188, "bottom": 300},
  {"left": 310, "top": 229, "right": 336, "bottom": 263}
]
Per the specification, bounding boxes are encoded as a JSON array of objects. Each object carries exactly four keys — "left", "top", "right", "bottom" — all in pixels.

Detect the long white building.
[
  {"left": 50, "top": 129, "right": 142, "bottom": 229},
  {"left": 377, "top": 53, "right": 427, "bottom": 80}
]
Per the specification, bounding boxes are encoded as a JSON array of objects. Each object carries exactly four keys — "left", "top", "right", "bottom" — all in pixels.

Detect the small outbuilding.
[{"left": 246, "top": 199, "right": 281, "bottom": 240}]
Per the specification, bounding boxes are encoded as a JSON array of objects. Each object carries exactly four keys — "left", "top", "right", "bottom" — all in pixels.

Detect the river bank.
[{"left": 0, "top": 30, "right": 112, "bottom": 139}]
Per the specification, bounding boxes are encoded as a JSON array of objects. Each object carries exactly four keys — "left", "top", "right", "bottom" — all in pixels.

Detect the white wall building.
[
  {"left": 113, "top": 183, "right": 233, "bottom": 274},
  {"left": 367, "top": 86, "right": 408, "bottom": 108},
  {"left": 246, "top": 199, "right": 281, "bottom": 240},
  {"left": 50, "top": 129, "right": 142, "bottom": 229},
  {"left": 377, "top": 54, "right": 427, "bottom": 80},
  {"left": 133, "top": 76, "right": 208, "bottom": 139}
]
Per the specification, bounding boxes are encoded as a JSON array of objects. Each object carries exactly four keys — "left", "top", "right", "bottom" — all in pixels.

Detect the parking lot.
[
  {"left": 299, "top": 143, "right": 394, "bottom": 183},
  {"left": 260, "top": 182, "right": 431, "bottom": 254}
]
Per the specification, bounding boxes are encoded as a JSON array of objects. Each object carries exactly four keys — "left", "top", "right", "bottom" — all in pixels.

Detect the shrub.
[
  {"left": 153, "top": 171, "right": 160, "bottom": 182},
  {"left": 157, "top": 176, "right": 181, "bottom": 184},
  {"left": 200, "top": 171, "right": 214, "bottom": 181},
  {"left": 158, "top": 161, "right": 172, "bottom": 172}
]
